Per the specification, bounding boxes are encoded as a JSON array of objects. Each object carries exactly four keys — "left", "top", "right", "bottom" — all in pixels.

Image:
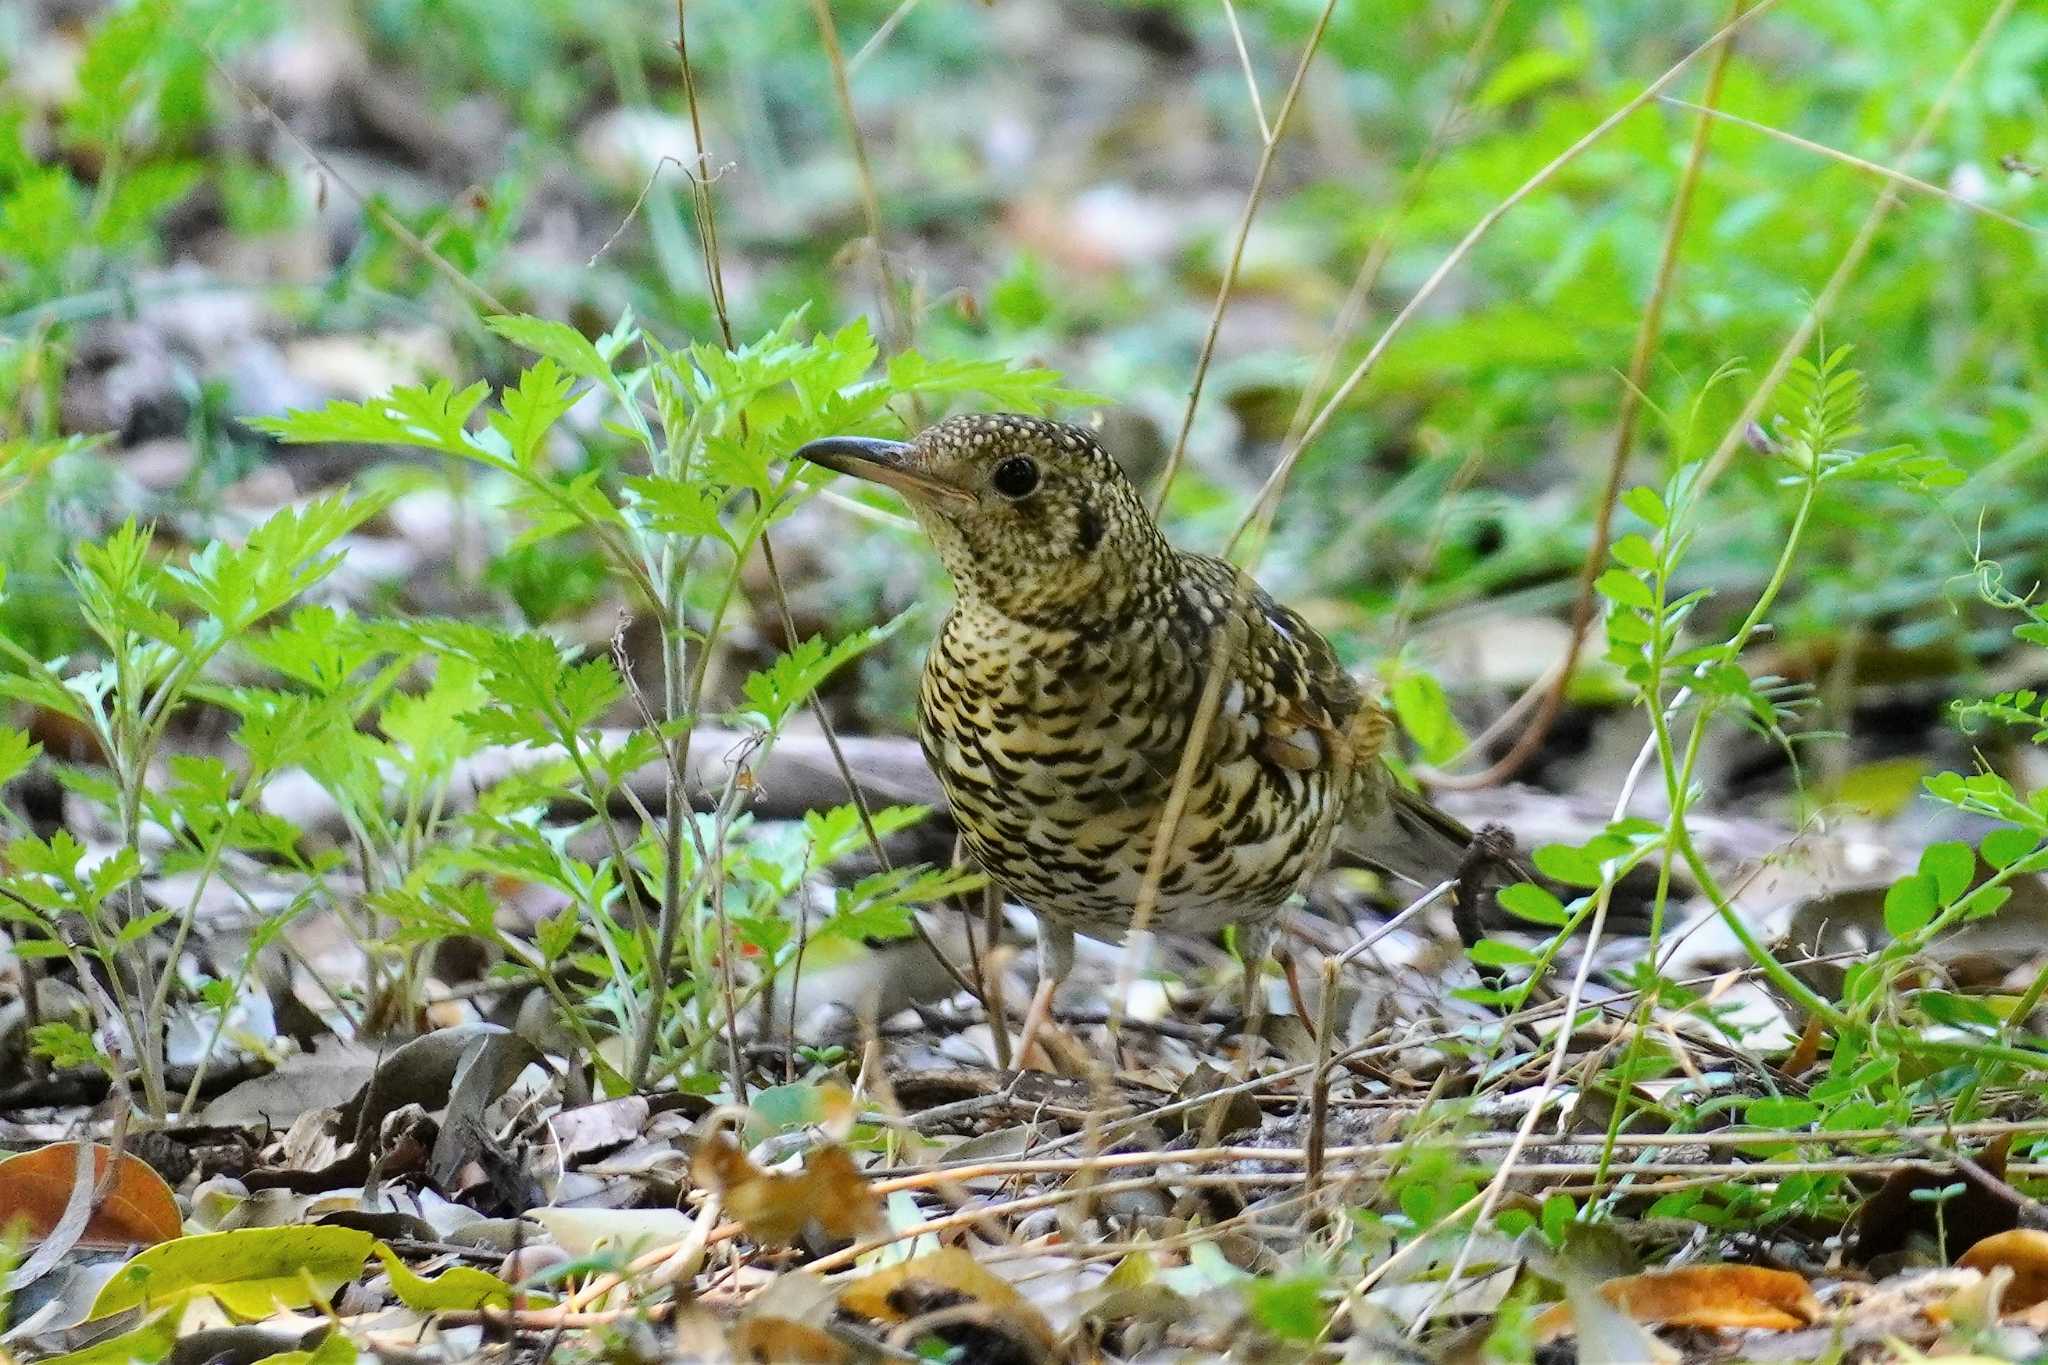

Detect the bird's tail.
[
  {"left": 1340, "top": 785, "right": 1485, "bottom": 890},
  {"left": 1336, "top": 786, "right": 1656, "bottom": 935}
]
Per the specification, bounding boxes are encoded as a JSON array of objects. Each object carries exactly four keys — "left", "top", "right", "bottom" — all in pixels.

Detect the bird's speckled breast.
[{"left": 918, "top": 594, "right": 1347, "bottom": 943}]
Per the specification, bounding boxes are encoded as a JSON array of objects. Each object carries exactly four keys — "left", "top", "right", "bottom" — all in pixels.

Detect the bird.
[{"left": 796, "top": 412, "right": 1523, "bottom": 1066}]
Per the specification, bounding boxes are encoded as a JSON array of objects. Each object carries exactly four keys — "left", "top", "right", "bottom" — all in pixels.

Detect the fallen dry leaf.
[
  {"left": 1535, "top": 1264, "right": 1822, "bottom": 1337},
  {"left": 693, "top": 1137, "right": 883, "bottom": 1248},
  {"left": 0, "top": 1142, "right": 183, "bottom": 1247},
  {"left": 1958, "top": 1229, "right": 2048, "bottom": 1312},
  {"left": 546, "top": 1096, "right": 652, "bottom": 1161},
  {"left": 1853, "top": 1135, "right": 2020, "bottom": 1262},
  {"left": 802, "top": 1144, "right": 886, "bottom": 1242},
  {"left": 695, "top": 1135, "right": 803, "bottom": 1247},
  {"left": 1781, "top": 1015, "right": 1827, "bottom": 1078},
  {"left": 527, "top": 1206, "right": 692, "bottom": 1257}
]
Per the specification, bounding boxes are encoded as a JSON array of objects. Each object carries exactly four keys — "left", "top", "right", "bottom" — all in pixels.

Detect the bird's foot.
[
  {"left": 1450, "top": 823, "right": 1523, "bottom": 947},
  {"left": 1010, "top": 976, "right": 1091, "bottom": 1075},
  {"left": 1279, "top": 950, "right": 1313, "bottom": 1031}
]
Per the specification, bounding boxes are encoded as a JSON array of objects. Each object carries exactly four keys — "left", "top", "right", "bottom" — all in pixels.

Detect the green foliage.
[
  {"left": 740, "top": 619, "right": 909, "bottom": 729},
  {"left": 1385, "top": 667, "right": 1469, "bottom": 766},
  {"left": 1245, "top": 1268, "right": 1329, "bottom": 1342},
  {"left": 0, "top": 493, "right": 376, "bottom": 1117},
  {"left": 0, "top": 186, "right": 1079, "bottom": 1102},
  {"left": 243, "top": 308, "right": 1053, "bottom": 1087},
  {"left": 0, "top": 2, "right": 281, "bottom": 313},
  {"left": 1454, "top": 345, "right": 2046, "bottom": 1209},
  {"left": 2, "top": 0, "right": 2044, "bottom": 1327}
]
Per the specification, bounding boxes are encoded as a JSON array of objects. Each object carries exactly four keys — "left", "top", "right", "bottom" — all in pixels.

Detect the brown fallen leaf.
[
  {"left": 1958, "top": 1229, "right": 2048, "bottom": 1312},
  {"left": 1535, "top": 1265, "right": 1822, "bottom": 1337},
  {"left": 0, "top": 1142, "right": 183, "bottom": 1247},
  {"left": 23, "top": 703, "right": 107, "bottom": 764},
  {"left": 693, "top": 1136, "right": 883, "bottom": 1248},
  {"left": 546, "top": 1096, "right": 652, "bottom": 1161},
  {"left": 696, "top": 1135, "right": 804, "bottom": 1247}
]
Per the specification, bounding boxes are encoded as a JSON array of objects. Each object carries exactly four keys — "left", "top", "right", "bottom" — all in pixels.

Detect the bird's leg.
[
  {"left": 1232, "top": 920, "right": 1275, "bottom": 1077},
  {"left": 1012, "top": 920, "right": 1075, "bottom": 1074},
  {"left": 1280, "top": 946, "right": 1312, "bottom": 1029},
  {"left": 973, "top": 881, "right": 1014, "bottom": 1071},
  {"left": 1188, "top": 919, "right": 1276, "bottom": 1159},
  {"left": 1015, "top": 978, "right": 1058, "bottom": 1073}
]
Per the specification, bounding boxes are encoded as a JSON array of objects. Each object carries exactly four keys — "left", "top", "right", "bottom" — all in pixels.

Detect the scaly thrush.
[{"left": 798, "top": 413, "right": 1518, "bottom": 1060}]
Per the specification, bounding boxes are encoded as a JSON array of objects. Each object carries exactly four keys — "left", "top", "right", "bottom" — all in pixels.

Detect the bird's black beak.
[{"left": 794, "top": 436, "right": 976, "bottom": 509}]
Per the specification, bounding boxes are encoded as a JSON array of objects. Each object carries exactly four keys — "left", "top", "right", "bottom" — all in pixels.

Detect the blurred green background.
[{"left": 2, "top": 0, "right": 2044, "bottom": 817}]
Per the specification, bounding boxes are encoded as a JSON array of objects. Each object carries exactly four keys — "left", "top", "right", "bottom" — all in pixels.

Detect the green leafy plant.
[
  {"left": 0, "top": 497, "right": 382, "bottom": 1119},
  {"left": 0, "top": 2, "right": 282, "bottom": 319},
  {"left": 0, "top": 295, "right": 1094, "bottom": 1110},
  {"left": 245, "top": 307, "right": 1089, "bottom": 1092},
  {"left": 0, "top": 0, "right": 1090, "bottom": 1123},
  {"left": 1439, "top": 344, "right": 2003, "bottom": 1237}
]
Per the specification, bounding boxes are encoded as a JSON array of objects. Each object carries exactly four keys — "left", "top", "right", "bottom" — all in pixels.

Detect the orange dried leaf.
[
  {"left": 0, "top": 1142, "right": 182, "bottom": 1247},
  {"left": 1587, "top": 1265, "right": 1821, "bottom": 1331},
  {"left": 804, "top": 1145, "right": 885, "bottom": 1242},
  {"left": 698, "top": 1136, "right": 809, "bottom": 1247},
  {"left": 1959, "top": 1229, "right": 2048, "bottom": 1312},
  {"left": 695, "top": 1137, "right": 879, "bottom": 1249},
  {"left": 692, "top": 1131, "right": 763, "bottom": 1193}
]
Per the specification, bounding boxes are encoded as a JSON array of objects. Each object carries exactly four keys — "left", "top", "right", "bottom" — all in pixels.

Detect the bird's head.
[{"left": 796, "top": 413, "right": 1174, "bottom": 626}]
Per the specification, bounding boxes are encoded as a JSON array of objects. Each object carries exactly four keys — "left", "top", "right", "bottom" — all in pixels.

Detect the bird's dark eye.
[{"left": 991, "top": 457, "right": 1039, "bottom": 499}]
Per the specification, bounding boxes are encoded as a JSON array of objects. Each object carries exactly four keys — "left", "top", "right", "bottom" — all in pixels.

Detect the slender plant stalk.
[
  {"left": 1270, "top": 0, "right": 1509, "bottom": 512},
  {"left": 1411, "top": 431, "right": 1846, "bottom": 1331},
  {"left": 849, "top": 0, "right": 922, "bottom": 75},
  {"left": 1431, "top": 0, "right": 1746, "bottom": 791},
  {"left": 807, "top": 0, "right": 911, "bottom": 354},
  {"left": 1230, "top": 0, "right": 1789, "bottom": 553},
  {"left": 1660, "top": 98, "right": 2043, "bottom": 237},
  {"left": 1150, "top": 0, "right": 1342, "bottom": 513},
  {"left": 1218, "top": 0, "right": 1270, "bottom": 142},
  {"left": 677, "top": 0, "right": 984, "bottom": 1046},
  {"left": 1691, "top": 0, "right": 2019, "bottom": 498},
  {"left": 186, "top": 22, "right": 512, "bottom": 318}
]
